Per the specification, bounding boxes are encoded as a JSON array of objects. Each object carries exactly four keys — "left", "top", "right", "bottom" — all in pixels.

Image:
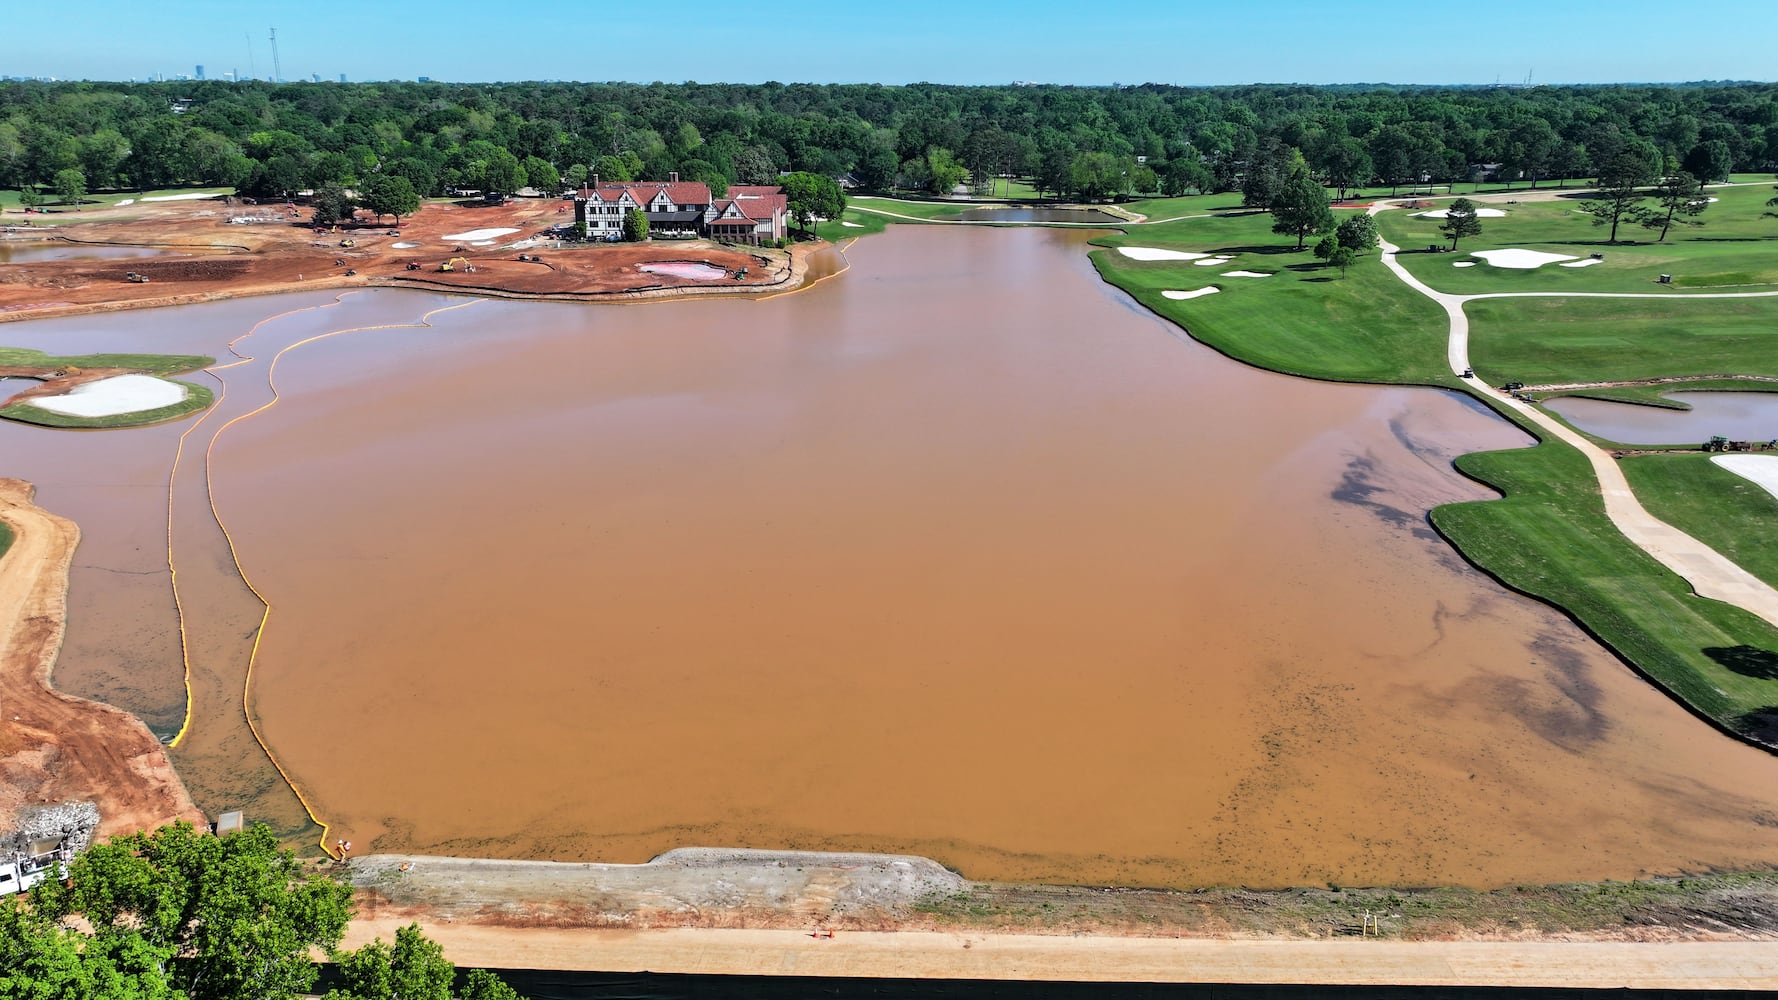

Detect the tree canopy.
[
  {"left": 1269, "top": 164, "right": 1333, "bottom": 249},
  {"left": 1439, "top": 197, "right": 1484, "bottom": 249}
]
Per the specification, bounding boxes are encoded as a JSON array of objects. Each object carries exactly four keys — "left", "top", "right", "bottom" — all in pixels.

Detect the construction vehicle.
[
  {"left": 339, "top": 239, "right": 356, "bottom": 248},
  {"left": 125, "top": 271, "right": 150, "bottom": 283},
  {"left": 1704, "top": 436, "right": 1730, "bottom": 452},
  {"left": 439, "top": 257, "right": 472, "bottom": 273},
  {"left": 405, "top": 261, "right": 422, "bottom": 271}
]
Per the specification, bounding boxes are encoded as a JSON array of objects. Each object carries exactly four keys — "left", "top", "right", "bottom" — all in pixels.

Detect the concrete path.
[{"left": 1369, "top": 201, "right": 1778, "bottom": 629}]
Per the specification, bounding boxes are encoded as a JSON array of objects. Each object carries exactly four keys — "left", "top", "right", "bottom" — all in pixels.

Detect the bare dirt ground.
[
  {"left": 339, "top": 849, "right": 1778, "bottom": 985},
  {"left": 0, "top": 197, "right": 816, "bottom": 324},
  {"left": 0, "top": 479, "right": 204, "bottom": 838}
]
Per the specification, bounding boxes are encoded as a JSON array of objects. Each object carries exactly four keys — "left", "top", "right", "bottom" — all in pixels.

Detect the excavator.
[{"left": 439, "top": 257, "right": 472, "bottom": 273}]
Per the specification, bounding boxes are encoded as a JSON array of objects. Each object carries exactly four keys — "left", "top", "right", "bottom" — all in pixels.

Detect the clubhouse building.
[{"left": 574, "top": 174, "right": 788, "bottom": 245}]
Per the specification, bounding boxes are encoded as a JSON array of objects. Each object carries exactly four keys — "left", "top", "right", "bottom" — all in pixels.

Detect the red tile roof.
[{"left": 580, "top": 181, "right": 712, "bottom": 206}]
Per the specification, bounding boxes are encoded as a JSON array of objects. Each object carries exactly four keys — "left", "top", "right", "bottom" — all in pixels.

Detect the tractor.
[
  {"left": 439, "top": 257, "right": 471, "bottom": 273},
  {"left": 124, "top": 272, "right": 150, "bottom": 283}
]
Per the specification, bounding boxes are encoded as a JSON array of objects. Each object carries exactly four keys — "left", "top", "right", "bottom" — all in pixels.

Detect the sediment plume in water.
[{"left": 6, "top": 228, "right": 1778, "bottom": 885}]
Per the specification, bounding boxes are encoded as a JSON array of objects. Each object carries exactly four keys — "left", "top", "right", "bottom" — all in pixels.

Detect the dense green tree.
[
  {"left": 363, "top": 174, "right": 420, "bottom": 225},
  {"left": 1681, "top": 140, "right": 1733, "bottom": 183},
  {"left": 78, "top": 128, "right": 131, "bottom": 189},
  {"left": 53, "top": 166, "right": 86, "bottom": 205},
  {"left": 460, "top": 969, "right": 525, "bottom": 1000},
  {"left": 1580, "top": 151, "right": 1655, "bottom": 241},
  {"left": 622, "top": 206, "right": 648, "bottom": 241},
  {"left": 1313, "top": 235, "right": 1338, "bottom": 261},
  {"left": 325, "top": 923, "right": 454, "bottom": 1000},
  {"left": 18, "top": 184, "right": 43, "bottom": 210},
  {"left": 1634, "top": 169, "right": 1708, "bottom": 241},
  {"left": 924, "top": 146, "right": 966, "bottom": 195},
  {"left": 1269, "top": 165, "right": 1333, "bottom": 249},
  {"left": 783, "top": 170, "right": 845, "bottom": 232},
  {"left": 1321, "top": 137, "right": 1371, "bottom": 200},
  {"left": 592, "top": 153, "right": 632, "bottom": 182},
  {"left": 521, "top": 155, "right": 557, "bottom": 194},
  {"left": 1439, "top": 197, "right": 1484, "bottom": 250},
  {"left": 30, "top": 822, "right": 353, "bottom": 1000},
  {"left": 311, "top": 183, "right": 356, "bottom": 226},
  {"left": 1329, "top": 245, "right": 1357, "bottom": 278},
  {"left": 1161, "top": 157, "right": 1213, "bottom": 197},
  {"left": 1334, "top": 213, "right": 1378, "bottom": 253},
  {"left": 1067, "top": 151, "right": 1124, "bottom": 200}
]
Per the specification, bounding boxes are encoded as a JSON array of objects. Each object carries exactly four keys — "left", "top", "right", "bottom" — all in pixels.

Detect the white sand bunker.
[
  {"left": 1713, "top": 454, "right": 1778, "bottom": 502},
  {"left": 114, "top": 198, "right": 134, "bottom": 207},
  {"left": 1222, "top": 270, "right": 1272, "bottom": 278},
  {"left": 1560, "top": 258, "right": 1603, "bottom": 268},
  {"left": 1162, "top": 287, "right": 1220, "bottom": 300},
  {"left": 441, "top": 227, "right": 519, "bottom": 241},
  {"left": 1194, "top": 256, "right": 1234, "bottom": 266},
  {"left": 1118, "top": 247, "right": 1210, "bottom": 261},
  {"left": 391, "top": 241, "right": 420, "bottom": 249},
  {"left": 25, "top": 374, "right": 188, "bottom": 418},
  {"left": 1470, "top": 248, "right": 1577, "bottom": 269},
  {"left": 1416, "top": 207, "right": 1507, "bottom": 219},
  {"left": 1453, "top": 261, "right": 1477, "bottom": 267},
  {"left": 470, "top": 240, "right": 495, "bottom": 246},
  {"left": 141, "top": 192, "right": 222, "bottom": 202},
  {"left": 841, "top": 221, "right": 864, "bottom": 228}
]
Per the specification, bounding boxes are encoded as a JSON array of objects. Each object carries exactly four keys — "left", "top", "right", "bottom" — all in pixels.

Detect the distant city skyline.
[{"left": 4, "top": 0, "right": 1776, "bottom": 86}]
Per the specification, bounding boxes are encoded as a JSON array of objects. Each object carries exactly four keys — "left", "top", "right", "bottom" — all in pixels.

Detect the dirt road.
[{"left": 0, "top": 478, "right": 203, "bottom": 837}]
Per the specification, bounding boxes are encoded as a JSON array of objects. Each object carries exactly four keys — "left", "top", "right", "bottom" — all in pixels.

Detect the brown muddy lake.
[{"left": 6, "top": 226, "right": 1778, "bottom": 888}]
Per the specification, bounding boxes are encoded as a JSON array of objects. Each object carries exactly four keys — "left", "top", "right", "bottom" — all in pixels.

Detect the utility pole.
[
  {"left": 269, "top": 27, "right": 282, "bottom": 84},
  {"left": 246, "top": 32, "right": 257, "bottom": 81}
]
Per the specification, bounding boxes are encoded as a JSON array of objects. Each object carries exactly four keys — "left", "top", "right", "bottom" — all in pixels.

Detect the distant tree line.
[{"left": 1, "top": 79, "right": 1774, "bottom": 207}]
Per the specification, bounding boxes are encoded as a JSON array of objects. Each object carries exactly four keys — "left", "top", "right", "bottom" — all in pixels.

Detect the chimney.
[{"left": 670, "top": 171, "right": 679, "bottom": 183}]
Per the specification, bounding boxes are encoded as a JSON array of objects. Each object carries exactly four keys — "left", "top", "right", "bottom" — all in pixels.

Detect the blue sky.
[{"left": 6, "top": 0, "right": 1775, "bottom": 85}]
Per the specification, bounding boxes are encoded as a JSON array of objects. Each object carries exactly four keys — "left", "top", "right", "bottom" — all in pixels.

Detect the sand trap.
[
  {"left": 1118, "top": 247, "right": 1211, "bottom": 261},
  {"left": 1416, "top": 207, "right": 1507, "bottom": 219},
  {"left": 391, "top": 242, "right": 420, "bottom": 249},
  {"left": 1193, "top": 257, "right": 1234, "bottom": 266},
  {"left": 470, "top": 241, "right": 495, "bottom": 247},
  {"left": 441, "top": 228, "right": 519, "bottom": 241},
  {"left": 841, "top": 221, "right": 864, "bottom": 228},
  {"left": 1162, "top": 287, "right": 1221, "bottom": 300},
  {"left": 1453, "top": 261, "right": 1477, "bottom": 267},
  {"left": 1713, "top": 455, "right": 1778, "bottom": 502},
  {"left": 141, "top": 192, "right": 222, "bottom": 202},
  {"left": 1470, "top": 248, "right": 1578, "bottom": 269},
  {"left": 1560, "top": 258, "right": 1604, "bottom": 268},
  {"left": 114, "top": 198, "right": 134, "bottom": 207},
  {"left": 1222, "top": 270, "right": 1272, "bottom": 278},
  {"left": 24, "top": 374, "right": 188, "bottom": 418},
  {"left": 1707, "top": 197, "right": 1721, "bottom": 203}
]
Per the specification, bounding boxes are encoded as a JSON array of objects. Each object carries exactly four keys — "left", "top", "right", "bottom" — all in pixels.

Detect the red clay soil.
[
  {"left": 0, "top": 479, "right": 205, "bottom": 838},
  {"left": 0, "top": 197, "right": 805, "bottom": 323}
]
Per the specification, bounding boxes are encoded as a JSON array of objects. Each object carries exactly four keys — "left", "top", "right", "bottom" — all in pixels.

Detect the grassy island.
[{"left": 0, "top": 347, "right": 215, "bottom": 428}]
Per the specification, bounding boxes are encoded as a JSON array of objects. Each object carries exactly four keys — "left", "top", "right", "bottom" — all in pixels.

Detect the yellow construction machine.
[{"left": 439, "top": 256, "right": 471, "bottom": 273}]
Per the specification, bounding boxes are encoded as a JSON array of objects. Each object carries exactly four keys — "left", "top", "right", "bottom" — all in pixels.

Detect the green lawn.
[
  {"left": 1620, "top": 452, "right": 1778, "bottom": 591},
  {"left": 0, "top": 520, "right": 11, "bottom": 559},
  {"left": 1089, "top": 209, "right": 1453, "bottom": 385},
  {"left": 0, "top": 348, "right": 216, "bottom": 428},
  {"left": 1434, "top": 436, "right": 1778, "bottom": 739},
  {"left": 0, "top": 186, "right": 234, "bottom": 213},
  {"left": 1466, "top": 295, "right": 1778, "bottom": 385},
  {"left": 1379, "top": 184, "right": 1778, "bottom": 295}
]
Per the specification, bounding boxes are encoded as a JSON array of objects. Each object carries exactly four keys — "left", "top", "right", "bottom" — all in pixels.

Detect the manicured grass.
[
  {"left": 0, "top": 186, "right": 233, "bottom": 212},
  {"left": 1434, "top": 435, "right": 1778, "bottom": 739},
  {"left": 1089, "top": 210, "right": 1453, "bottom": 385},
  {"left": 1379, "top": 184, "right": 1778, "bottom": 295},
  {"left": 1466, "top": 295, "right": 1778, "bottom": 385},
  {"left": 1620, "top": 452, "right": 1778, "bottom": 591},
  {"left": 0, "top": 348, "right": 216, "bottom": 428},
  {"left": 814, "top": 209, "right": 889, "bottom": 242},
  {"left": 0, "top": 520, "right": 11, "bottom": 559},
  {"left": 1, "top": 380, "right": 214, "bottom": 428},
  {"left": 1549, "top": 378, "right": 1777, "bottom": 408}
]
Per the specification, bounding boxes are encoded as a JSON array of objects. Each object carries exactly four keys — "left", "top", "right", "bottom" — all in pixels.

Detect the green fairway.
[
  {"left": 1466, "top": 295, "right": 1778, "bottom": 385},
  {"left": 1378, "top": 184, "right": 1778, "bottom": 295},
  {"left": 1089, "top": 210, "right": 1453, "bottom": 385},
  {"left": 1434, "top": 437, "right": 1778, "bottom": 740},
  {"left": 1619, "top": 452, "right": 1778, "bottom": 591}
]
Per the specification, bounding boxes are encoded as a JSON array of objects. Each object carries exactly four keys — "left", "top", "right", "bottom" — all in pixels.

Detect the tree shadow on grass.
[
  {"left": 1218, "top": 244, "right": 1308, "bottom": 256},
  {"left": 1704, "top": 645, "right": 1778, "bottom": 681}
]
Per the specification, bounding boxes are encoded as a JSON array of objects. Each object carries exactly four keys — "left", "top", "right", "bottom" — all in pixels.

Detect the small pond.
[
  {"left": 638, "top": 261, "right": 730, "bottom": 280},
  {"left": 0, "top": 376, "right": 43, "bottom": 404},
  {"left": 950, "top": 208, "right": 1126, "bottom": 224},
  {"left": 0, "top": 242, "right": 182, "bottom": 263},
  {"left": 1545, "top": 391, "right": 1778, "bottom": 445}
]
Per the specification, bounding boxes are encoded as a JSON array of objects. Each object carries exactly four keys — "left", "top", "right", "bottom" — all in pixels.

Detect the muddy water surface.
[{"left": 10, "top": 227, "right": 1778, "bottom": 887}]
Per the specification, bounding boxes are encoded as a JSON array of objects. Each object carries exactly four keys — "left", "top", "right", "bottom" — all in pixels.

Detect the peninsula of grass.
[
  {"left": 1433, "top": 434, "right": 1778, "bottom": 742},
  {"left": 0, "top": 347, "right": 216, "bottom": 428},
  {"left": 1545, "top": 378, "right": 1778, "bottom": 408}
]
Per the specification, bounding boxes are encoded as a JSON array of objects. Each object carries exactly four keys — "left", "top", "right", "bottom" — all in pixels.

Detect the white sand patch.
[
  {"left": 1162, "top": 287, "right": 1221, "bottom": 300},
  {"left": 1707, "top": 197, "right": 1720, "bottom": 203},
  {"left": 1416, "top": 207, "right": 1507, "bottom": 219},
  {"left": 1222, "top": 270, "right": 1272, "bottom": 278},
  {"left": 391, "top": 241, "right": 420, "bottom": 249},
  {"left": 1117, "top": 247, "right": 1211, "bottom": 261},
  {"left": 140, "top": 192, "right": 222, "bottom": 202},
  {"left": 1453, "top": 261, "right": 1477, "bottom": 267},
  {"left": 114, "top": 198, "right": 134, "bottom": 207},
  {"left": 1560, "top": 258, "right": 1604, "bottom": 268},
  {"left": 1470, "top": 248, "right": 1578, "bottom": 269},
  {"left": 470, "top": 240, "right": 495, "bottom": 246},
  {"left": 1193, "top": 256, "right": 1234, "bottom": 266},
  {"left": 1713, "top": 455, "right": 1778, "bottom": 502},
  {"left": 25, "top": 374, "right": 188, "bottom": 418},
  {"left": 841, "top": 221, "right": 864, "bottom": 228},
  {"left": 441, "top": 227, "right": 519, "bottom": 241}
]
